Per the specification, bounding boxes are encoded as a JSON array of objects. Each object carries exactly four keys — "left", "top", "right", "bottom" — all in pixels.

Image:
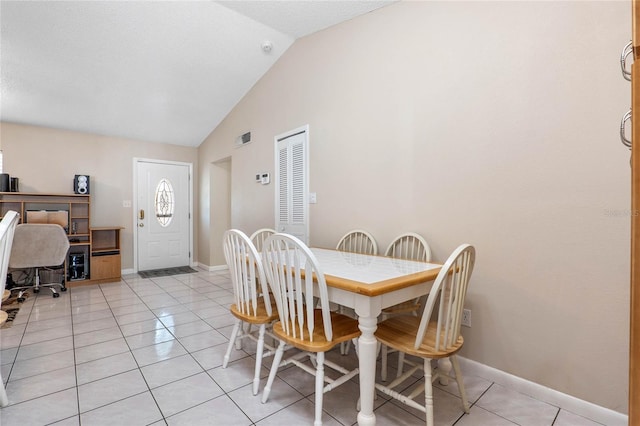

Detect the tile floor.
[{"left": 0, "top": 269, "right": 606, "bottom": 425}]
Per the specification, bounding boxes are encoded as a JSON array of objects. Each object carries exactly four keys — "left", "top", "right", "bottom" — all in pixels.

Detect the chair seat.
[
  {"left": 230, "top": 298, "right": 279, "bottom": 324},
  {"left": 381, "top": 300, "right": 420, "bottom": 316},
  {"left": 375, "top": 315, "right": 464, "bottom": 359},
  {"left": 273, "top": 309, "right": 361, "bottom": 353}
]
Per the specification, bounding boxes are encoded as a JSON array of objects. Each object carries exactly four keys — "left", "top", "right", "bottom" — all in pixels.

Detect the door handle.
[
  {"left": 139, "top": 209, "right": 145, "bottom": 220},
  {"left": 621, "top": 109, "right": 632, "bottom": 148},
  {"left": 621, "top": 40, "right": 633, "bottom": 81}
]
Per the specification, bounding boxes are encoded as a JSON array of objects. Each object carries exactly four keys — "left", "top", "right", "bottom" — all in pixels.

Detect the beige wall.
[
  {"left": 198, "top": 1, "right": 631, "bottom": 413},
  {"left": 0, "top": 122, "right": 199, "bottom": 270}
]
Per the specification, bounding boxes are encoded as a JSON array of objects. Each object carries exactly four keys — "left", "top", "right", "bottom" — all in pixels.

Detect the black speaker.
[
  {"left": 74, "top": 175, "right": 90, "bottom": 194},
  {"left": 0, "top": 174, "right": 9, "bottom": 192},
  {"left": 9, "top": 177, "right": 19, "bottom": 192}
]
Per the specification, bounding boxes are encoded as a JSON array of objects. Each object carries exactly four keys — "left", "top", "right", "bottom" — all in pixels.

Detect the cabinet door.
[{"left": 91, "top": 255, "right": 121, "bottom": 281}]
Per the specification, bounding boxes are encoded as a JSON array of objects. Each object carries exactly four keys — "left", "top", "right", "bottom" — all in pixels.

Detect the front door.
[{"left": 136, "top": 159, "right": 191, "bottom": 271}]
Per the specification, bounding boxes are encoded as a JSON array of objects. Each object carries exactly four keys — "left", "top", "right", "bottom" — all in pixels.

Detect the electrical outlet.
[{"left": 462, "top": 309, "right": 471, "bottom": 327}]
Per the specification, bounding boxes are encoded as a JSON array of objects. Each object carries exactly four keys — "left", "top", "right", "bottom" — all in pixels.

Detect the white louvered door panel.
[{"left": 275, "top": 126, "right": 309, "bottom": 244}]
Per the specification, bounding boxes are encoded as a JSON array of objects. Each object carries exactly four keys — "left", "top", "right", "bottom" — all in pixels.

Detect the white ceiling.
[{"left": 0, "top": 0, "right": 393, "bottom": 147}]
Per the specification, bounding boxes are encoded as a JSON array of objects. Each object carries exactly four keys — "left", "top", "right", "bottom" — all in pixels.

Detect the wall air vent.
[{"left": 234, "top": 132, "right": 251, "bottom": 148}]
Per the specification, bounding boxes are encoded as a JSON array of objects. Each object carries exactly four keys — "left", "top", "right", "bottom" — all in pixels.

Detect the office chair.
[{"left": 8, "top": 223, "right": 70, "bottom": 300}]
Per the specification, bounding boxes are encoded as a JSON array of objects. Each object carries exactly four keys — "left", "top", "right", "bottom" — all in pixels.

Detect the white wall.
[{"left": 198, "top": 1, "right": 631, "bottom": 413}]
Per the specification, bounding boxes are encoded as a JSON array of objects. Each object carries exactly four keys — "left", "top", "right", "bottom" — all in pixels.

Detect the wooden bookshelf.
[{"left": 0, "top": 193, "right": 122, "bottom": 286}]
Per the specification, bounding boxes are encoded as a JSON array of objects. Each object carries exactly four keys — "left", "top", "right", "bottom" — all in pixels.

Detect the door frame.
[
  {"left": 132, "top": 157, "right": 194, "bottom": 273},
  {"left": 630, "top": 1, "right": 640, "bottom": 421},
  {"left": 632, "top": 2, "right": 639, "bottom": 421}
]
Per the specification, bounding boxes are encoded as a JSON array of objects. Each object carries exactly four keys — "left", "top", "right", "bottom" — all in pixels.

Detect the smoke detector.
[{"left": 261, "top": 41, "right": 273, "bottom": 53}]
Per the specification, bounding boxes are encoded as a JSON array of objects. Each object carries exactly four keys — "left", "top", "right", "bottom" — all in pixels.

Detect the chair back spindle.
[{"left": 263, "top": 233, "right": 332, "bottom": 343}]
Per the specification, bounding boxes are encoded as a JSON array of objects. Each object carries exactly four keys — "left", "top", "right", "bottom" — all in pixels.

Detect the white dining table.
[{"left": 309, "top": 248, "right": 442, "bottom": 426}]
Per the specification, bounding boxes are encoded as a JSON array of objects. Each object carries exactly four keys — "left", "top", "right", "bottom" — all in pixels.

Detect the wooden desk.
[{"left": 309, "top": 248, "right": 441, "bottom": 426}]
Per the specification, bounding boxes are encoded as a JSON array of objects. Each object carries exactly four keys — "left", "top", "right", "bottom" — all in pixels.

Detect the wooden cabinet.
[
  {"left": 91, "top": 255, "right": 121, "bottom": 282},
  {"left": 0, "top": 193, "right": 122, "bottom": 286},
  {"left": 90, "top": 227, "right": 122, "bottom": 283}
]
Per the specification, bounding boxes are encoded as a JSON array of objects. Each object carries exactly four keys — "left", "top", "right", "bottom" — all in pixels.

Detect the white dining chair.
[
  {"left": 261, "top": 233, "right": 361, "bottom": 426},
  {"left": 0, "top": 211, "right": 20, "bottom": 407},
  {"left": 381, "top": 231, "right": 432, "bottom": 380},
  {"left": 374, "top": 244, "right": 475, "bottom": 426},
  {"left": 222, "top": 229, "right": 279, "bottom": 395},
  {"left": 335, "top": 229, "right": 378, "bottom": 354},
  {"left": 384, "top": 232, "right": 431, "bottom": 262},
  {"left": 249, "top": 228, "right": 275, "bottom": 252},
  {"left": 336, "top": 229, "right": 378, "bottom": 256}
]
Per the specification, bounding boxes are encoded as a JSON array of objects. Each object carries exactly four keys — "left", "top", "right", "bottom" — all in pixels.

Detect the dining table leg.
[{"left": 356, "top": 304, "right": 380, "bottom": 426}]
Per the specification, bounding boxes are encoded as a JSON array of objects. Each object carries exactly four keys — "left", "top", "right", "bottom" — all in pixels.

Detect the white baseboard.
[
  {"left": 197, "top": 262, "right": 227, "bottom": 272},
  {"left": 457, "top": 357, "right": 628, "bottom": 426},
  {"left": 121, "top": 268, "right": 135, "bottom": 276}
]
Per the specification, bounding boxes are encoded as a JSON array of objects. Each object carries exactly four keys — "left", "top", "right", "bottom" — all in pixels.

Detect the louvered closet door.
[{"left": 275, "top": 126, "right": 309, "bottom": 244}]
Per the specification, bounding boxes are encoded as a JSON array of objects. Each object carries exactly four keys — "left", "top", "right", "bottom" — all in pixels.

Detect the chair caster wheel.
[
  {"left": 61, "top": 287, "right": 67, "bottom": 292},
  {"left": 17, "top": 297, "right": 24, "bottom": 303},
  {"left": 53, "top": 293, "right": 60, "bottom": 298},
  {"left": 34, "top": 289, "right": 40, "bottom": 293}
]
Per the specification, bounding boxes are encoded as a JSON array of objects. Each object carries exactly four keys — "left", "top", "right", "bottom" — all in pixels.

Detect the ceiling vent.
[{"left": 235, "top": 132, "right": 251, "bottom": 147}]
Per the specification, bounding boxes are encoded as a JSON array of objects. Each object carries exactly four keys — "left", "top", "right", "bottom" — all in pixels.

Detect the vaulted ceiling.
[{"left": 0, "top": 1, "right": 393, "bottom": 147}]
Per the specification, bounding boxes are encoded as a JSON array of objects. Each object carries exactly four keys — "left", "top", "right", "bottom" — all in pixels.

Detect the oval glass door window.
[{"left": 155, "top": 178, "right": 174, "bottom": 227}]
